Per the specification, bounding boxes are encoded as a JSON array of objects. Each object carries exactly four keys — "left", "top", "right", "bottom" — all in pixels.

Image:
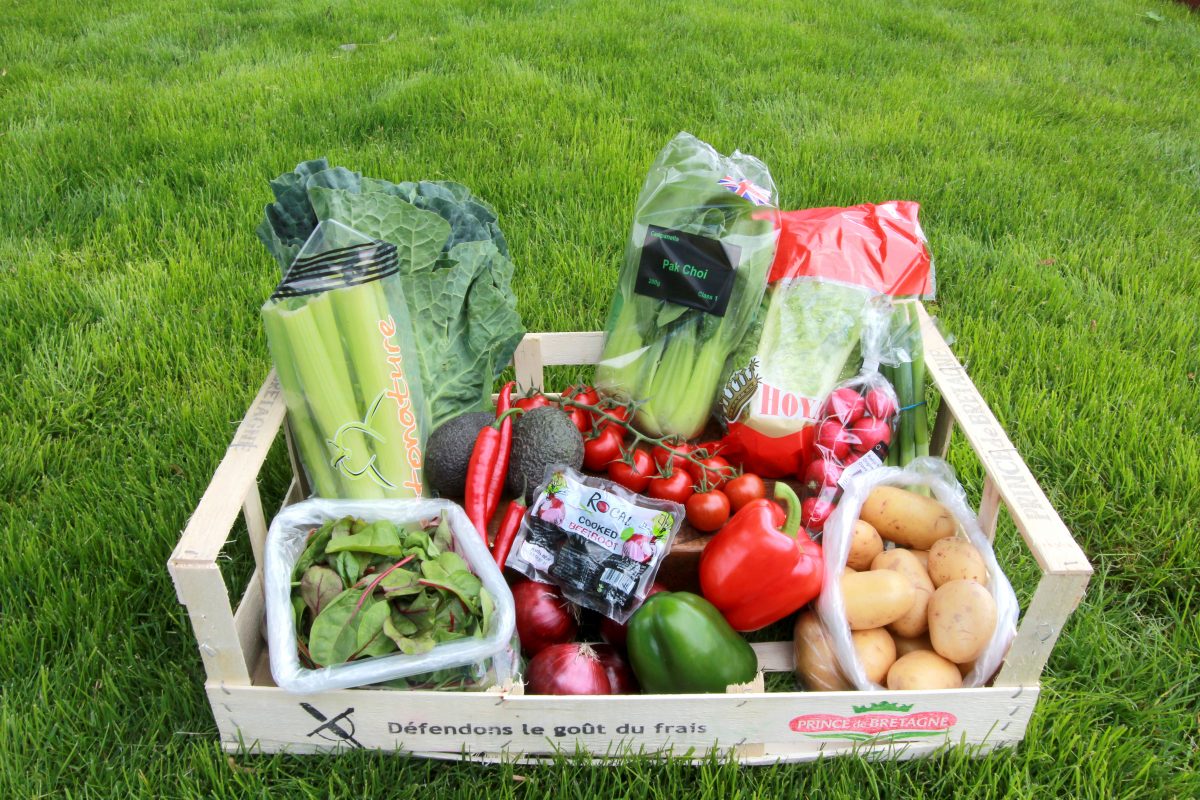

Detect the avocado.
[
  {"left": 423, "top": 411, "right": 494, "bottom": 498},
  {"left": 506, "top": 406, "right": 585, "bottom": 501}
]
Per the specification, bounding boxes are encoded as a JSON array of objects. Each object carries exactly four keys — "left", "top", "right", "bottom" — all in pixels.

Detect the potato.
[
  {"left": 886, "top": 650, "right": 963, "bottom": 690},
  {"left": 844, "top": 566, "right": 857, "bottom": 574},
  {"left": 846, "top": 520, "right": 884, "bottom": 571},
  {"left": 928, "top": 580, "right": 997, "bottom": 663},
  {"left": 793, "top": 611, "right": 851, "bottom": 691},
  {"left": 852, "top": 628, "right": 896, "bottom": 685},
  {"left": 859, "top": 487, "right": 957, "bottom": 549},
  {"left": 893, "top": 632, "right": 934, "bottom": 658},
  {"left": 842, "top": 570, "right": 916, "bottom": 630},
  {"left": 909, "top": 549, "right": 929, "bottom": 570},
  {"left": 870, "top": 548, "right": 934, "bottom": 638},
  {"left": 928, "top": 538, "right": 989, "bottom": 587}
]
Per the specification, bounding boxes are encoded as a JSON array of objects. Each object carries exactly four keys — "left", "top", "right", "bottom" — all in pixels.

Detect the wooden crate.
[{"left": 168, "top": 304, "right": 1090, "bottom": 763}]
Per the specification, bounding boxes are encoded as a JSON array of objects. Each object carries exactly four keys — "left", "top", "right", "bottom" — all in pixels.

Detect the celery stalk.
[
  {"left": 262, "top": 307, "right": 344, "bottom": 497},
  {"left": 327, "top": 281, "right": 422, "bottom": 496},
  {"left": 269, "top": 296, "right": 385, "bottom": 499}
]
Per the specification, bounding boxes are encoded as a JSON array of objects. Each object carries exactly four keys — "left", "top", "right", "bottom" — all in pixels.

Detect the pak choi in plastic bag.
[{"left": 595, "top": 132, "right": 779, "bottom": 440}]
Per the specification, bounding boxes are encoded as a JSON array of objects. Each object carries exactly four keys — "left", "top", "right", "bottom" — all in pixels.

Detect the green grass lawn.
[{"left": 2, "top": 0, "right": 1198, "bottom": 796}]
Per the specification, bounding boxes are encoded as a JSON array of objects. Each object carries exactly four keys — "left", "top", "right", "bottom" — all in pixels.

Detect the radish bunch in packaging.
[{"left": 800, "top": 365, "right": 899, "bottom": 532}]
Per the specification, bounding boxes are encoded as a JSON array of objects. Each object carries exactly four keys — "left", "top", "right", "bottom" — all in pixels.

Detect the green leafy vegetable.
[
  {"left": 289, "top": 513, "right": 495, "bottom": 671},
  {"left": 258, "top": 160, "right": 524, "bottom": 428},
  {"left": 595, "top": 133, "right": 778, "bottom": 438},
  {"left": 300, "top": 565, "right": 343, "bottom": 616}
]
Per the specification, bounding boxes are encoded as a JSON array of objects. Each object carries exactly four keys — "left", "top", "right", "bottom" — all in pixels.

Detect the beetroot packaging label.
[{"left": 505, "top": 466, "right": 683, "bottom": 624}]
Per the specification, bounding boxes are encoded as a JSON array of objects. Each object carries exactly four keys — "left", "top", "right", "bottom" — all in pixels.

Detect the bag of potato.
[{"left": 814, "top": 457, "right": 1018, "bottom": 690}]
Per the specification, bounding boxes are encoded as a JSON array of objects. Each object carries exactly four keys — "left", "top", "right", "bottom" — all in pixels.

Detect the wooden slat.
[
  {"left": 243, "top": 484, "right": 268, "bottom": 569},
  {"left": 170, "top": 373, "right": 287, "bottom": 572},
  {"left": 752, "top": 641, "right": 796, "bottom": 673},
  {"left": 232, "top": 569, "right": 266, "bottom": 682},
  {"left": 170, "top": 563, "right": 252, "bottom": 685},
  {"left": 916, "top": 306, "right": 1090, "bottom": 578},
  {"left": 978, "top": 475, "right": 1002, "bottom": 542},
  {"left": 995, "top": 571, "right": 1090, "bottom": 686},
  {"left": 930, "top": 398, "right": 956, "bottom": 459}
]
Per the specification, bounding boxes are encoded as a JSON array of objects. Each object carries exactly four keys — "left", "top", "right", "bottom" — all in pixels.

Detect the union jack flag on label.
[{"left": 718, "top": 175, "right": 772, "bottom": 206}]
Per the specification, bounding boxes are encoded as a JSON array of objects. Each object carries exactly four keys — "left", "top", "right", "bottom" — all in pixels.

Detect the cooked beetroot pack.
[{"left": 504, "top": 466, "right": 683, "bottom": 623}]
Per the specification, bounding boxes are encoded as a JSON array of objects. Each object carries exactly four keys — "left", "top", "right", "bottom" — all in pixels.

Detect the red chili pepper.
[
  {"left": 698, "top": 482, "right": 823, "bottom": 632},
  {"left": 464, "top": 404, "right": 522, "bottom": 543},
  {"left": 485, "top": 382, "right": 517, "bottom": 522},
  {"left": 491, "top": 497, "right": 527, "bottom": 567}
]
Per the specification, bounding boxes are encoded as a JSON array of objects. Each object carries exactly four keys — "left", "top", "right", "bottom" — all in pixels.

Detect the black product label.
[{"left": 633, "top": 225, "right": 739, "bottom": 316}]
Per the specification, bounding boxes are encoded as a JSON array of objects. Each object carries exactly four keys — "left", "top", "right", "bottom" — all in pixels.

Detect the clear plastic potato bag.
[
  {"left": 265, "top": 498, "right": 517, "bottom": 693},
  {"left": 817, "top": 459, "right": 1019, "bottom": 690},
  {"left": 261, "top": 220, "right": 430, "bottom": 500},
  {"left": 595, "top": 132, "right": 779, "bottom": 440}
]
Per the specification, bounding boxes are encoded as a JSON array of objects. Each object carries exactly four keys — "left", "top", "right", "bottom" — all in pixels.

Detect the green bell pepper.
[{"left": 625, "top": 591, "right": 758, "bottom": 694}]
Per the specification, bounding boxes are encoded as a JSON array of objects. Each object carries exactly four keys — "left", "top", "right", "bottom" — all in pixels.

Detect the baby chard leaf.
[
  {"left": 379, "top": 566, "right": 421, "bottom": 598},
  {"left": 300, "top": 565, "right": 343, "bottom": 616},
  {"left": 325, "top": 520, "right": 405, "bottom": 558},
  {"left": 308, "top": 588, "right": 365, "bottom": 666},
  {"left": 293, "top": 524, "right": 334, "bottom": 580},
  {"left": 351, "top": 600, "right": 396, "bottom": 659}
]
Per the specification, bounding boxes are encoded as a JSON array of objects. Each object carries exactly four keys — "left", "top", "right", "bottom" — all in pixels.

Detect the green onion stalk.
[{"left": 882, "top": 302, "right": 928, "bottom": 468}]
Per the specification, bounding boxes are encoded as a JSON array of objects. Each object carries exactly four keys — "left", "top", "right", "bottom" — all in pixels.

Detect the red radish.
[
  {"left": 511, "top": 580, "right": 578, "bottom": 656},
  {"left": 592, "top": 644, "right": 639, "bottom": 694},
  {"left": 864, "top": 387, "right": 898, "bottom": 420},
  {"left": 525, "top": 643, "right": 612, "bottom": 695},
  {"left": 825, "top": 387, "right": 867, "bottom": 426},
  {"left": 802, "top": 458, "right": 843, "bottom": 494},
  {"left": 801, "top": 496, "right": 834, "bottom": 531},
  {"left": 848, "top": 416, "right": 892, "bottom": 455},
  {"left": 600, "top": 582, "right": 668, "bottom": 648},
  {"left": 815, "top": 420, "right": 852, "bottom": 461}
]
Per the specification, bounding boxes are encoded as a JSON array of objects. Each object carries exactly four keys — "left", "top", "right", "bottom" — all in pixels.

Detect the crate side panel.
[{"left": 208, "top": 685, "right": 1036, "bottom": 757}]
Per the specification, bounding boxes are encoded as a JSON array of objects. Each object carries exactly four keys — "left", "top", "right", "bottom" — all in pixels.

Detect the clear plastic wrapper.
[
  {"left": 816, "top": 459, "right": 1019, "bottom": 690},
  {"left": 717, "top": 202, "right": 932, "bottom": 478},
  {"left": 261, "top": 220, "right": 429, "bottom": 500},
  {"left": 595, "top": 132, "right": 779, "bottom": 440},
  {"left": 265, "top": 498, "right": 517, "bottom": 693},
  {"left": 505, "top": 466, "right": 683, "bottom": 623},
  {"left": 796, "top": 301, "right": 901, "bottom": 532}
]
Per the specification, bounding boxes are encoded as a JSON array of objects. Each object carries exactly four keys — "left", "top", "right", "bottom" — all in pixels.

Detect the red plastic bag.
[{"left": 717, "top": 202, "right": 931, "bottom": 478}]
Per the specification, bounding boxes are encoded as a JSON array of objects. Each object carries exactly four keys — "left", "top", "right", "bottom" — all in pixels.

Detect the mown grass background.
[{"left": 2, "top": 0, "right": 1198, "bottom": 797}]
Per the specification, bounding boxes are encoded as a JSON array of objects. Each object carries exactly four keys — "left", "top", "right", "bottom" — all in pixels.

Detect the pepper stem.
[
  {"left": 491, "top": 406, "right": 524, "bottom": 429},
  {"left": 774, "top": 481, "right": 803, "bottom": 538}
]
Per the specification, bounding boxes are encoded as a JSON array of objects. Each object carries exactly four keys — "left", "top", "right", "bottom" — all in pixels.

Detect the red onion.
[
  {"left": 525, "top": 643, "right": 613, "bottom": 695},
  {"left": 512, "top": 580, "right": 578, "bottom": 656},
  {"left": 593, "top": 643, "right": 639, "bottom": 694}
]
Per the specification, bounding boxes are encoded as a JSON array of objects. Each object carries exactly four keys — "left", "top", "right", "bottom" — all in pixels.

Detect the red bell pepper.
[{"left": 698, "top": 481, "right": 823, "bottom": 631}]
